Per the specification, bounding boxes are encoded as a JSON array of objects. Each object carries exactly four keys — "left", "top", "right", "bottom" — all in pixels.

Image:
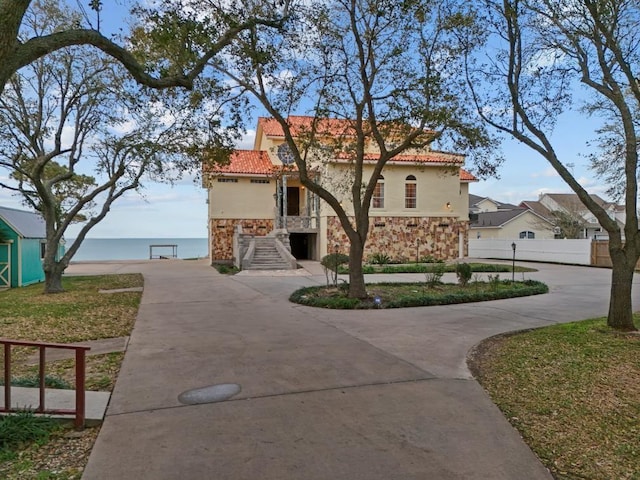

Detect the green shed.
[{"left": 0, "top": 206, "right": 63, "bottom": 288}]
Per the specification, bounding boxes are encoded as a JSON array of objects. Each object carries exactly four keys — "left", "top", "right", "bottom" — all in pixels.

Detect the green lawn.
[
  {"left": 0, "top": 274, "right": 142, "bottom": 343},
  {"left": 0, "top": 274, "right": 143, "bottom": 480},
  {"left": 469, "top": 318, "right": 640, "bottom": 480}
]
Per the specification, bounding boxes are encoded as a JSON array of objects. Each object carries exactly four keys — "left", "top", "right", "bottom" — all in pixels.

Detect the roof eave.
[{"left": 209, "top": 172, "right": 274, "bottom": 178}]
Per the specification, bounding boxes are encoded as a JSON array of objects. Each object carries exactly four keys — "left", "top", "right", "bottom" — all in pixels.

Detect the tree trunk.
[
  {"left": 608, "top": 252, "right": 638, "bottom": 331},
  {"left": 43, "top": 261, "right": 65, "bottom": 294},
  {"left": 348, "top": 239, "right": 367, "bottom": 299}
]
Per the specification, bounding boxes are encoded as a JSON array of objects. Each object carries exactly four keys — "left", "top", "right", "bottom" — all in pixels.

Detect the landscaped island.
[{"left": 291, "top": 261, "right": 547, "bottom": 309}]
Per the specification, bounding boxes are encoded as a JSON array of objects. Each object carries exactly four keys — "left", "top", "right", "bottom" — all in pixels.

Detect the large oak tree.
[
  {"left": 0, "top": 1, "right": 228, "bottom": 292},
  {"left": 465, "top": 0, "right": 639, "bottom": 330},
  {"left": 215, "top": 0, "right": 497, "bottom": 298}
]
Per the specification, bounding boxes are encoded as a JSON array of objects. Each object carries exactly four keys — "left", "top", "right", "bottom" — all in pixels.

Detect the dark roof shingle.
[
  {"left": 0, "top": 206, "right": 45, "bottom": 238},
  {"left": 470, "top": 209, "right": 530, "bottom": 227}
]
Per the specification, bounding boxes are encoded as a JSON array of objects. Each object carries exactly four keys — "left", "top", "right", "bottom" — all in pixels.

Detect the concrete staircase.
[{"left": 246, "top": 237, "right": 294, "bottom": 270}]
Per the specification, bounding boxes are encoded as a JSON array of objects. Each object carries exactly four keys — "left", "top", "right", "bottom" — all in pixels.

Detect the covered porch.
[{"left": 274, "top": 173, "right": 321, "bottom": 260}]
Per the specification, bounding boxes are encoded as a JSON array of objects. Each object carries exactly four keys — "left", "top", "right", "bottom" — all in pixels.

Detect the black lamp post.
[
  {"left": 511, "top": 242, "right": 516, "bottom": 282},
  {"left": 334, "top": 244, "right": 339, "bottom": 287}
]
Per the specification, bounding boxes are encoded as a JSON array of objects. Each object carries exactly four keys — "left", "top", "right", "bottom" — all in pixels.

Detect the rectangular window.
[
  {"left": 405, "top": 183, "right": 416, "bottom": 208},
  {"left": 217, "top": 178, "right": 238, "bottom": 183},
  {"left": 250, "top": 179, "right": 270, "bottom": 184},
  {"left": 373, "top": 181, "right": 384, "bottom": 208}
]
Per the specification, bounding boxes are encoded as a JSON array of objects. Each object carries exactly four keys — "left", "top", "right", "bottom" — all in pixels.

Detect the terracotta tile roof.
[
  {"left": 258, "top": 115, "right": 438, "bottom": 139},
  {"left": 205, "top": 150, "right": 274, "bottom": 175},
  {"left": 258, "top": 116, "right": 357, "bottom": 137},
  {"left": 205, "top": 146, "right": 475, "bottom": 182},
  {"left": 257, "top": 117, "right": 286, "bottom": 136},
  {"left": 460, "top": 169, "right": 477, "bottom": 182},
  {"left": 334, "top": 152, "right": 464, "bottom": 164}
]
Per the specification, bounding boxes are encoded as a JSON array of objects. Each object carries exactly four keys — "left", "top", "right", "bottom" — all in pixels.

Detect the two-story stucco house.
[{"left": 203, "top": 116, "right": 477, "bottom": 268}]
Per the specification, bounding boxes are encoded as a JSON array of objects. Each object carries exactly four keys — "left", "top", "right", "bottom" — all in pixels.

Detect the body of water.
[{"left": 68, "top": 238, "right": 208, "bottom": 262}]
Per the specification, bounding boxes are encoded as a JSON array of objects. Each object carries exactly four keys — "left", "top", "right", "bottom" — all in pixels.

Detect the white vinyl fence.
[{"left": 468, "top": 238, "right": 592, "bottom": 265}]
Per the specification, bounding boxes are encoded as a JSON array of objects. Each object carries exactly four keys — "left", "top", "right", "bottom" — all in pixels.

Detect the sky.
[{"left": 0, "top": 2, "right": 616, "bottom": 239}]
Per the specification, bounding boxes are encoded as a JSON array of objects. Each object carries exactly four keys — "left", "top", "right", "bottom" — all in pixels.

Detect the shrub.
[
  {"left": 425, "top": 263, "right": 446, "bottom": 287},
  {"left": 338, "top": 262, "right": 537, "bottom": 275},
  {"left": 369, "top": 252, "right": 391, "bottom": 265},
  {"left": 289, "top": 286, "right": 361, "bottom": 309},
  {"left": 3, "top": 375, "right": 72, "bottom": 390},
  {"left": 381, "top": 264, "right": 426, "bottom": 274},
  {"left": 321, "top": 253, "right": 350, "bottom": 269},
  {"left": 455, "top": 262, "right": 473, "bottom": 287},
  {"left": 0, "top": 411, "right": 58, "bottom": 452},
  {"left": 289, "top": 280, "right": 549, "bottom": 309},
  {"left": 321, "top": 253, "right": 350, "bottom": 286},
  {"left": 214, "top": 264, "right": 238, "bottom": 274},
  {"left": 487, "top": 273, "right": 501, "bottom": 291}
]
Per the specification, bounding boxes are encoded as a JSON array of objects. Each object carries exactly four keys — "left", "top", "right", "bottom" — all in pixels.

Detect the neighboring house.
[
  {"left": 469, "top": 194, "right": 519, "bottom": 214},
  {"left": 470, "top": 207, "right": 555, "bottom": 240},
  {"left": 527, "top": 193, "right": 624, "bottom": 239},
  {"left": 203, "top": 116, "right": 477, "bottom": 266},
  {"left": 0, "top": 206, "right": 61, "bottom": 288}
]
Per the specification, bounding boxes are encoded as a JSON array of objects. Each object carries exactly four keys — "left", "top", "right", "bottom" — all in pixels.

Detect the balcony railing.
[
  {"left": 278, "top": 216, "right": 318, "bottom": 231},
  {"left": 1, "top": 338, "right": 90, "bottom": 430}
]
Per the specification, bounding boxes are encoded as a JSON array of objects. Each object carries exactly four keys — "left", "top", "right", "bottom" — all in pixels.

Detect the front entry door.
[{"left": 287, "top": 187, "right": 300, "bottom": 216}]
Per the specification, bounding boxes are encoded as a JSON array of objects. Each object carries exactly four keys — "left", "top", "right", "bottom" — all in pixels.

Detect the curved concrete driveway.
[{"left": 76, "top": 260, "right": 637, "bottom": 479}]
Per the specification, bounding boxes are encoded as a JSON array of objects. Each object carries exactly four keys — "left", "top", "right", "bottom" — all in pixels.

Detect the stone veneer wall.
[
  {"left": 210, "top": 219, "right": 274, "bottom": 261},
  {"left": 327, "top": 216, "right": 468, "bottom": 261}
]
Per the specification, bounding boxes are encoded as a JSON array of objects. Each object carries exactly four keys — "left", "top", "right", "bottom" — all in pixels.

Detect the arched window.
[
  {"left": 373, "top": 175, "right": 385, "bottom": 208},
  {"left": 405, "top": 175, "right": 417, "bottom": 208},
  {"left": 519, "top": 231, "right": 535, "bottom": 239}
]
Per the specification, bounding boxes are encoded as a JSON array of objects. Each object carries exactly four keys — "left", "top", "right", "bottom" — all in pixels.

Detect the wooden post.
[{"left": 75, "top": 348, "right": 86, "bottom": 430}]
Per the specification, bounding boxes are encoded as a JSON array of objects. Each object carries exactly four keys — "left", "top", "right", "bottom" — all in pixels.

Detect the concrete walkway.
[
  {"left": 0, "top": 386, "right": 110, "bottom": 426},
  {"left": 75, "top": 259, "right": 639, "bottom": 479}
]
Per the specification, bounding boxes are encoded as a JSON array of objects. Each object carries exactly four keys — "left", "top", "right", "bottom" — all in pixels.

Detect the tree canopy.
[{"left": 0, "top": 0, "right": 290, "bottom": 94}]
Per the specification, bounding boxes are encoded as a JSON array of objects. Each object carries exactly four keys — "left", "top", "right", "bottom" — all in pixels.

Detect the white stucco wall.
[
  {"left": 469, "top": 238, "right": 592, "bottom": 265},
  {"left": 209, "top": 177, "right": 275, "bottom": 219},
  {"left": 319, "top": 163, "right": 466, "bottom": 219}
]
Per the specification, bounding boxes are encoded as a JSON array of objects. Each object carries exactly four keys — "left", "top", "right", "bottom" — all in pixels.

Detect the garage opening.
[{"left": 289, "top": 233, "right": 315, "bottom": 260}]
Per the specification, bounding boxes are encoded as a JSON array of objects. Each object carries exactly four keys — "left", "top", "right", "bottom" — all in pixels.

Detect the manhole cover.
[{"left": 178, "top": 383, "right": 241, "bottom": 405}]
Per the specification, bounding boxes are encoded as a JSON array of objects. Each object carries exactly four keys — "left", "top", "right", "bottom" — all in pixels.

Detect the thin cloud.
[
  {"left": 531, "top": 167, "right": 559, "bottom": 178},
  {"left": 235, "top": 129, "right": 256, "bottom": 150}
]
